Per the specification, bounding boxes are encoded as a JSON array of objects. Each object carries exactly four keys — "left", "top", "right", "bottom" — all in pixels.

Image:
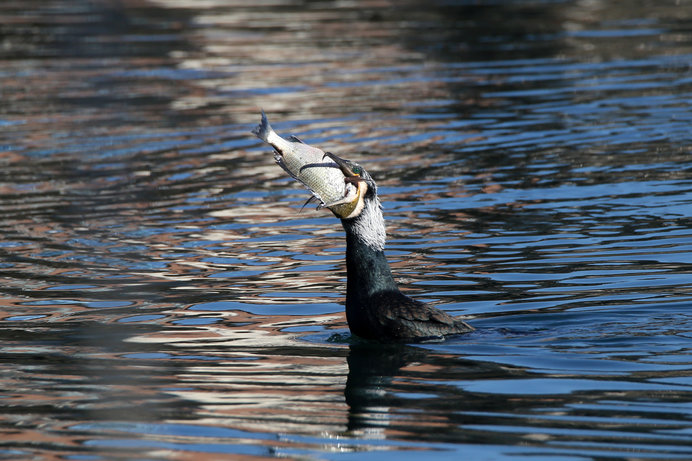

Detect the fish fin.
[
  {"left": 300, "top": 195, "right": 320, "bottom": 212},
  {"left": 274, "top": 152, "right": 301, "bottom": 181},
  {"left": 288, "top": 135, "right": 305, "bottom": 144},
  {"left": 274, "top": 152, "right": 292, "bottom": 175},
  {"left": 251, "top": 109, "right": 273, "bottom": 142}
]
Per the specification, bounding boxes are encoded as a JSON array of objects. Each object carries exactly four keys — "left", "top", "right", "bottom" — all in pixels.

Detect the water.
[{"left": 2, "top": 0, "right": 692, "bottom": 459}]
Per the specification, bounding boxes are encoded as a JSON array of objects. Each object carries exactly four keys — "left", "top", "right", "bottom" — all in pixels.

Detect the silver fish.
[{"left": 252, "top": 110, "right": 359, "bottom": 213}]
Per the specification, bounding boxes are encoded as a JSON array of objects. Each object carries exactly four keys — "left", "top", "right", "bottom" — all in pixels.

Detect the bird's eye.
[{"left": 352, "top": 166, "right": 362, "bottom": 175}]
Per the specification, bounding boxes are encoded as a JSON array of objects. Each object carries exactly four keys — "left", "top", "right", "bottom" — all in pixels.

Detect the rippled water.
[{"left": 2, "top": 0, "right": 692, "bottom": 459}]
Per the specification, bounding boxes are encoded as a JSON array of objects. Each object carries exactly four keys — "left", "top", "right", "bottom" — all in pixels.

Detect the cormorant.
[
  {"left": 252, "top": 111, "right": 473, "bottom": 342},
  {"left": 322, "top": 152, "right": 474, "bottom": 342}
]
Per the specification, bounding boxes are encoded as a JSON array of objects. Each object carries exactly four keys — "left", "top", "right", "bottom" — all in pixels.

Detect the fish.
[{"left": 252, "top": 110, "right": 360, "bottom": 216}]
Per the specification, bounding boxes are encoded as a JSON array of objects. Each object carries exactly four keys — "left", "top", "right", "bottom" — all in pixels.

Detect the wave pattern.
[{"left": 1, "top": 0, "right": 691, "bottom": 459}]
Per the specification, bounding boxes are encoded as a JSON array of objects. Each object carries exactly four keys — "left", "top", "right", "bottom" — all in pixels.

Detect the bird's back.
[{"left": 347, "top": 290, "right": 473, "bottom": 342}]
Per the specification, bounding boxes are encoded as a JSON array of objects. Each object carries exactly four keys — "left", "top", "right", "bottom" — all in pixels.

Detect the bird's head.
[{"left": 322, "top": 152, "right": 378, "bottom": 220}]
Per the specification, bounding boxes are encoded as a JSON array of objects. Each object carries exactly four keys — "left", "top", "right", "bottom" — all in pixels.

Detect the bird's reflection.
[
  {"left": 343, "top": 337, "right": 511, "bottom": 438},
  {"left": 344, "top": 342, "right": 428, "bottom": 435}
]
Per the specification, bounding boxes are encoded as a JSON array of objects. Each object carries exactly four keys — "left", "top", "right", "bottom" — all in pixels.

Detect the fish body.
[{"left": 252, "top": 111, "right": 359, "bottom": 216}]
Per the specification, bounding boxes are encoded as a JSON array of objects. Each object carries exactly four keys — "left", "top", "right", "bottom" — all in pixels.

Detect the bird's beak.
[
  {"left": 324, "top": 152, "right": 364, "bottom": 182},
  {"left": 321, "top": 152, "right": 367, "bottom": 219}
]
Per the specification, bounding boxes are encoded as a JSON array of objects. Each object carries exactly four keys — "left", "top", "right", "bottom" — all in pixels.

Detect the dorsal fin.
[{"left": 288, "top": 135, "right": 305, "bottom": 144}]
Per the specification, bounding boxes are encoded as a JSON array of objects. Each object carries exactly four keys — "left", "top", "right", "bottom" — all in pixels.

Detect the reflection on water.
[{"left": 2, "top": 0, "right": 692, "bottom": 459}]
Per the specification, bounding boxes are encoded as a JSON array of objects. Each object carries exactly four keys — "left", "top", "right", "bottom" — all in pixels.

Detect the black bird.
[
  {"left": 323, "top": 152, "right": 473, "bottom": 341},
  {"left": 252, "top": 112, "right": 473, "bottom": 342}
]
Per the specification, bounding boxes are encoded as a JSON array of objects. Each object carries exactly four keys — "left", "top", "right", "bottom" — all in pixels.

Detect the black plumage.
[
  {"left": 252, "top": 111, "right": 473, "bottom": 342},
  {"left": 328, "top": 153, "right": 473, "bottom": 342}
]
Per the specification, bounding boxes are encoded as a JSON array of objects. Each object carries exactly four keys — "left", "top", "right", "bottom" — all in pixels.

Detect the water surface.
[{"left": 1, "top": 0, "right": 692, "bottom": 459}]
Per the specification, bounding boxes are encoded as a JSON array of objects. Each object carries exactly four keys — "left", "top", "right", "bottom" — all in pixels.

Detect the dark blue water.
[{"left": 2, "top": 1, "right": 691, "bottom": 459}]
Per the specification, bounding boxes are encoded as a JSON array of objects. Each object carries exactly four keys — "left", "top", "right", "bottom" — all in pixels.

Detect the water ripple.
[{"left": 2, "top": 0, "right": 692, "bottom": 459}]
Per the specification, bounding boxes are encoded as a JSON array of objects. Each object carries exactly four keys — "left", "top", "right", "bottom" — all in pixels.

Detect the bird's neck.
[{"left": 341, "top": 198, "right": 398, "bottom": 301}]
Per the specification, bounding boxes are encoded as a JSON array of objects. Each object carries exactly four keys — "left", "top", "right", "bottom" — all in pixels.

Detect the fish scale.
[{"left": 252, "top": 111, "right": 358, "bottom": 215}]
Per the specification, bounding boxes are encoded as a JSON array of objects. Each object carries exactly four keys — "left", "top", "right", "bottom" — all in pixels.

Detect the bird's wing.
[
  {"left": 381, "top": 292, "right": 456, "bottom": 326},
  {"left": 377, "top": 290, "right": 474, "bottom": 339}
]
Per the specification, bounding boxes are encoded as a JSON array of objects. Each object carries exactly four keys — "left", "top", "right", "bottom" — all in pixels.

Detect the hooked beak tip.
[{"left": 323, "top": 151, "right": 358, "bottom": 178}]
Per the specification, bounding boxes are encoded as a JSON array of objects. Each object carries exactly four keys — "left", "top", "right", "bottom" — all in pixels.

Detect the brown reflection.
[
  {"left": 342, "top": 341, "right": 523, "bottom": 440},
  {"left": 122, "top": 318, "right": 351, "bottom": 440},
  {"left": 2, "top": 0, "right": 692, "bottom": 458},
  {"left": 344, "top": 342, "right": 417, "bottom": 436}
]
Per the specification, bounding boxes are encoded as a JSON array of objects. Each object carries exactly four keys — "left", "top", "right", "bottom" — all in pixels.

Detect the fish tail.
[{"left": 251, "top": 109, "right": 273, "bottom": 142}]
